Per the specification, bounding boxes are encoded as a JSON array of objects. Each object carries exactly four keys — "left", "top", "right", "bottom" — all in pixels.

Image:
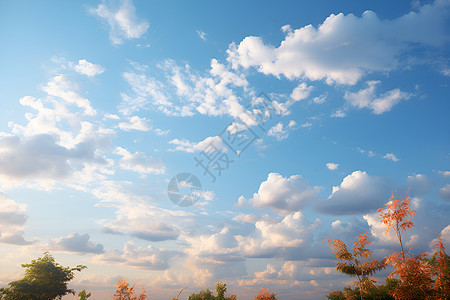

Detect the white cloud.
[
  {"left": 120, "top": 59, "right": 251, "bottom": 119},
  {"left": 267, "top": 123, "right": 288, "bottom": 141},
  {"left": 169, "top": 136, "right": 227, "bottom": 153},
  {"left": 50, "top": 233, "right": 104, "bottom": 254},
  {"left": 439, "top": 184, "right": 450, "bottom": 202},
  {"left": 154, "top": 128, "right": 170, "bottom": 136},
  {"left": 406, "top": 174, "right": 431, "bottom": 195},
  {"left": 118, "top": 116, "right": 151, "bottom": 131},
  {"left": 317, "top": 170, "right": 391, "bottom": 215},
  {"left": 227, "top": 0, "right": 449, "bottom": 85},
  {"left": 326, "top": 163, "right": 339, "bottom": 170},
  {"left": 301, "top": 122, "right": 312, "bottom": 128},
  {"left": 249, "top": 173, "right": 320, "bottom": 215},
  {"left": 90, "top": 0, "right": 149, "bottom": 45},
  {"left": 74, "top": 59, "right": 105, "bottom": 77},
  {"left": 114, "top": 146, "right": 165, "bottom": 174},
  {"left": 290, "top": 83, "right": 313, "bottom": 101},
  {"left": 235, "top": 212, "right": 322, "bottom": 257},
  {"left": 313, "top": 93, "right": 327, "bottom": 104},
  {"left": 93, "top": 181, "right": 191, "bottom": 242},
  {"left": 196, "top": 30, "right": 207, "bottom": 41},
  {"left": 384, "top": 152, "right": 399, "bottom": 162},
  {"left": 42, "top": 75, "right": 96, "bottom": 116},
  {"left": 439, "top": 170, "right": 450, "bottom": 177},
  {"left": 331, "top": 109, "right": 346, "bottom": 118},
  {"left": 93, "top": 241, "right": 180, "bottom": 270},
  {"left": 0, "top": 192, "right": 34, "bottom": 245},
  {"left": 344, "top": 81, "right": 411, "bottom": 114},
  {"left": 267, "top": 121, "right": 296, "bottom": 141}
]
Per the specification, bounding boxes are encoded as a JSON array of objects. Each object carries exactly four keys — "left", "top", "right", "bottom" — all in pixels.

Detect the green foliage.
[
  {"left": 216, "top": 282, "right": 227, "bottom": 300},
  {"left": 0, "top": 252, "right": 86, "bottom": 300},
  {"left": 327, "top": 233, "right": 386, "bottom": 299},
  {"left": 78, "top": 289, "right": 91, "bottom": 300},
  {"left": 188, "top": 282, "right": 234, "bottom": 300},
  {"left": 188, "top": 288, "right": 216, "bottom": 300},
  {"left": 326, "top": 278, "right": 399, "bottom": 300}
]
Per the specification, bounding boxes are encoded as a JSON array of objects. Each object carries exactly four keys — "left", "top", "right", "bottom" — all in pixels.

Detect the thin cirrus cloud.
[
  {"left": 119, "top": 59, "right": 250, "bottom": 118},
  {"left": 90, "top": 0, "right": 149, "bottom": 45},
  {"left": 227, "top": 0, "right": 450, "bottom": 85}
]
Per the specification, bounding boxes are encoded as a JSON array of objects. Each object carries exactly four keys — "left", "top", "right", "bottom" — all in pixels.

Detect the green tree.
[
  {"left": 327, "top": 277, "right": 399, "bottom": 300},
  {"left": 188, "top": 289, "right": 215, "bottom": 300},
  {"left": 215, "top": 282, "right": 227, "bottom": 300},
  {"left": 78, "top": 289, "right": 91, "bottom": 300},
  {"left": 0, "top": 252, "right": 86, "bottom": 300}
]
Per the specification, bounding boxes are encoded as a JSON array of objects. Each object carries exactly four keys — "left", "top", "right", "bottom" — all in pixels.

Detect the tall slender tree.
[
  {"left": 327, "top": 233, "right": 386, "bottom": 300},
  {"left": 377, "top": 194, "right": 415, "bottom": 259}
]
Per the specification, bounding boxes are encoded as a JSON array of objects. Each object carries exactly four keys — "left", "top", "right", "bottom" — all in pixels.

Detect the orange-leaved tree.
[
  {"left": 327, "top": 233, "right": 386, "bottom": 300},
  {"left": 386, "top": 250, "right": 433, "bottom": 299},
  {"left": 254, "top": 288, "right": 277, "bottom": 300},
  {"left": 113, "top": 278, "right": 147, "bottom": 300},
  {"left": 377, "top": 194, "right": 415, "bottom": 259},
  {"left": 429, "top": 236, "right": 450, "bottom": 299},
  {"left": 377, "top": 195, "right": 435, "bottom": 299}
]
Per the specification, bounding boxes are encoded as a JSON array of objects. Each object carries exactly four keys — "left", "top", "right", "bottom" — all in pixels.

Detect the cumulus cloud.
[
  {"left": 439, "top": 184, "right": 450, "bottom": 202},
  {"left": 0, "top": 192, "right": 34, "bottom": 245},
  {"left": 118, "top": 116, "right": 152, "bottom": 131},
  {"left": 249, "top": 173, "right": 320, "bottom": 214},
  {"left": 74, "top": 59, "right": 105, "bottom": 77},
  {"left": 317, "top": 170, "right": 391, "bottom": 215},
  {"left": 93, "top": 241, "right": 180, "bottom": 270},
  {"left": 405, "top": 174, "right": 431, "bottom": 196},
  {"left": 90, "top": 0, "right": 149, "bottom": 45},
  {"left": 290, "top": 83, "right": 313, "bottom": 101},
  {"left": 235, "top": 212, "right": 322, "bottom": 258},
  {"left": 0, "top": 132, "right": 112, "bottom": 189},
  {"left": 114, "top": 147, "right": 165, "bottom": 174},
  {"left": 326, "top": 163, "right": 339, "bottom": 170},
  {"left": 50, "top": 233, "right": 104, "bottom": 254},
  {"left": 344, "top": 81, "right": 411, "bottom": 114},
  {"left": 227, "top": 0, "right": 450, "bottom": 85}
]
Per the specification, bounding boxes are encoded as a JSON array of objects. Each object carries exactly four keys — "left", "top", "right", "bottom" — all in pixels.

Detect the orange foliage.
[
  {"left": 254, "top": 288, "right": 277, "bottom": 300},
  {"left": 328, "top": 233, "right": 386, "bottom": 300},
  {"left": 386, "top": 250, "right": 433, "bottom": 300},
  {"left": 377, "top": 194, "right": 415, "bottom": 258},
  {"left": 433, "top": 236, "right": 450, "bottom": 300},
  {"left": 113, "top": 278, "right": 147, "bottom": 300}
]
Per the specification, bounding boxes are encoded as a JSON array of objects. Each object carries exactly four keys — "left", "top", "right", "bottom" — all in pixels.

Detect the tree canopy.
[{"left": 0, "top": 252, "right": 86, "bottom": 300}]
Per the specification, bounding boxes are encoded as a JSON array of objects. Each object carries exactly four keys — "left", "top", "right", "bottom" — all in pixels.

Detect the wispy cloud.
[{"left": 90, "top": 0, "right": 149, "bottom": 45}]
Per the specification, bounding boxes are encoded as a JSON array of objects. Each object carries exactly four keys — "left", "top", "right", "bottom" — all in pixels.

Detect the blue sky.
[{"left": 0, "top": 0, "right": 449, "bottom": 299}]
